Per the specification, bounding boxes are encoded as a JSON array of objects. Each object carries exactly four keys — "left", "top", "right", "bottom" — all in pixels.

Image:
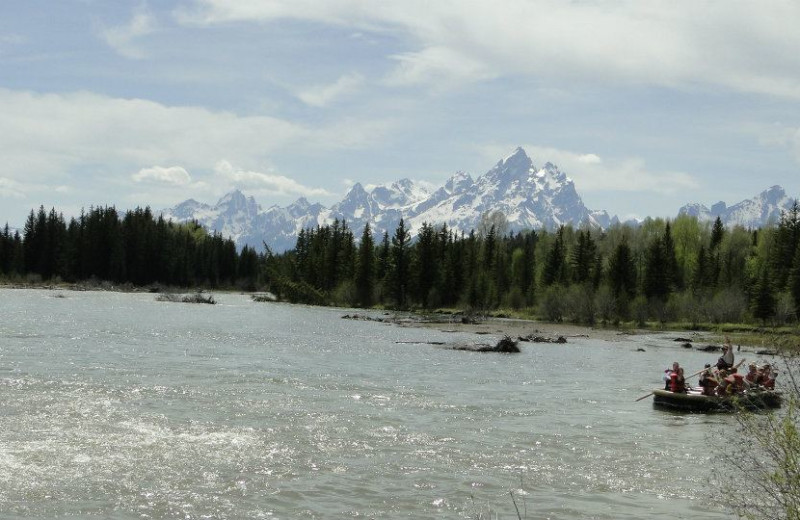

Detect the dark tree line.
[
  {"left": 267, "top": 204, "right": 800, "bottom": 326},
  {"left": 4, "top": 202, "right": 800, "bottom": 326},
  {"left": 0, "top": 206, "right": 263, "bottom": 289}
]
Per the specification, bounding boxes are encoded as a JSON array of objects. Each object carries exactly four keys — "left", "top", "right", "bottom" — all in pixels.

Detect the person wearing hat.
[{"left": 716, "top": 336, "right": 734, "bottom": 370}]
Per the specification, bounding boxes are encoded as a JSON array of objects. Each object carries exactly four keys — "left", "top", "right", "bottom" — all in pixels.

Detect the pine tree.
[
  {"left": 691, "top": 245, "right": 708, "bottom": 292},
  {"left": 355, "top": 223, "right": 375, "bottom": 307},
  {"left": 643, "top": 236, "right": 667, "bottom": 300},
  {"left": 608, "top": 239, "right": 637, "bottom": 302},
  {"left": 413, "top": 222, "right": 437, "bottom": 308},
  {"left": 710, "top": 216, "right": 725, "bottom": 250},
  {"left": 789, "top": 242, "right": 800, "bottom": 317},
  {"left": 0, "top": 223, "right": 9, "bottom": 275},
  {"left": 773, "top": 201, "right": 800, "bottom": 290},
  {"left": 542, "top": 226, "right": 567, "bottom": 287},
  {"left": 752, "top": 268, "right": 776, "bottom": 325},
  {"left": 389, "top": 219, "right": 411, "bottom": 308},
  {"left": 662, "top": 221, "right": 681, "bottom": 290},
  {"left": 571, "top": 230, "right": 597, "bottom": 285}
]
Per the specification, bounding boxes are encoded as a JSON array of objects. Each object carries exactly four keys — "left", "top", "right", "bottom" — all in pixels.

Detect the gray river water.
[{"left": 0, "top": 289, "right": 736, "bottom": 519}]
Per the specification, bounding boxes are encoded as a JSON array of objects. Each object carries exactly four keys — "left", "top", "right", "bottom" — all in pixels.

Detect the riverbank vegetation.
[
  {"left": 716, "top": 353, "right": 800, "bottom": 520},
  {"left": 2, "top": 203, "right": 800, "bottom": 346}
]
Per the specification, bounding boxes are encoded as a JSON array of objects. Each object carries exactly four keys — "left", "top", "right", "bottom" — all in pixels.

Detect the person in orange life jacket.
[
  {"left": 670, "top": 366, "right": 687, "bottom": 393},
  {"left": 759, "top": 364, "right": 776, "bottom": 389},
  {"left": 730, "top": 373, "right": 746, "bottom": 394},
  {"left": 698, "top": 364, "right": 717, "bottom": 396},
  {"left": 664, "top": 361, "right": 680, "bottom": 390}
]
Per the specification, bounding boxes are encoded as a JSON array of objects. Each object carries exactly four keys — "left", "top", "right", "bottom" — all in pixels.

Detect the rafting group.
[
  {"left": 649, "top": 337, "right": 782, "bottom": 412},
  {"left": 664, "top": 339, "right": 776, "bottom": 397}
]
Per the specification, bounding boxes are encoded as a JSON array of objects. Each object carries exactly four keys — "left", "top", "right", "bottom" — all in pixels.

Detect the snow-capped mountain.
[
  {"left": 404, "top": 148, "right": 613, "bottom": 234},
  {"left": 162, "top": 190, "right": 262, "bottom": 246},
  {"left": 678, "top": 185, "right": 796, "bottom": 228},
  {"left": 160, "top": 147, "right": 611, "bottom": 252}
]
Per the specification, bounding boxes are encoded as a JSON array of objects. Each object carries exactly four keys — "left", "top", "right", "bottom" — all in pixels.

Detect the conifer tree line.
[
  {"left": 268, "top": 204, "right": 800, "bottom": 326},
  {"left": 0, "top": 206, "right": 261, "bottom": 289},
  {"left": 3, "top": 202, "right": 800, "bottom": 326}
]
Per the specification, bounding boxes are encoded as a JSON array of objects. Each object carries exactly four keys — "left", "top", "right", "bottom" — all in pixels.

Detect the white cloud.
[
  {"left": 132, "top": 165, "right": 192, "bottom": 186},
  {"left": 100, "top": 7, "right": 157, "bottom": 59},
  {"left": 531, "top": 145, "right": 698, "bottom": 194},
  {"left": 0, "top": 88, "right": 388, "bottom": 183},
  {"left": 577, "top": 154, "right": 602, "bottom": 165},
  {"left": 0, "top": 33, "right": 25, "bottom": 46},
  {"left": 758, "top": 123, "right": 800, "bottom": 165},
  {"left": 214, "top": 160, "right": 332, "bottom": 197},
  {"left": 297, "top": 73, "right": 364, "bottom": 107},
  {"left": 385, "top": 46, "right": 495, "bottom": 88},
  {"left": 0, "top": 176, "right": 65, "bottom": 199},
  {"left": 181, "top": 0, "right": 800, "bottom": 97},
  {"left": 0, "top": 177, "right": 26, "bottom": 198}
]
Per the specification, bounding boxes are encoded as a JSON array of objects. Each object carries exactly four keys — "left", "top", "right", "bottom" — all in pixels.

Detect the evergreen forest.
[{"left": 2, "top": 203, "right": 800, "bottom": 328}]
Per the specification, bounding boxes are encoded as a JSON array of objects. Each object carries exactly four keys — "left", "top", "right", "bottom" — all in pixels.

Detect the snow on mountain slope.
[
  {"left": 162, "top": 147, "right": 789, "bottom": 252},
  {"left": 678, "top": 185, "right": 795, "bottom": 228}
]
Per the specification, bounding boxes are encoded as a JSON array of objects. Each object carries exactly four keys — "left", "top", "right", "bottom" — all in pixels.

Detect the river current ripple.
[{"left": 0, "top": 289, "right": 733, "bottom": 519}]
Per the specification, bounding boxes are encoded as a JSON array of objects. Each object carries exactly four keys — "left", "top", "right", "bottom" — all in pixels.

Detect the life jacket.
[{"left": 670, "top": 372, "right": 685, "bottom": 393}]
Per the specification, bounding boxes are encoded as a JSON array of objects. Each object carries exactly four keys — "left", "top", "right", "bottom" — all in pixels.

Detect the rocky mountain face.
[
  {"left": 161, "top": 147, "right": 795, "bottom": 253},
  {"left": 678, "top": 185, "right": 796, "bottom": 228},
  {"left": 161, "top": 147, "right": 616, "bottom": 252}
]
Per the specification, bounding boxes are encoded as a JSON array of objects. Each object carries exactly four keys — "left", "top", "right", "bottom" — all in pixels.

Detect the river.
[{"left": 0, "top": 288, "right": 733, "bottom": 519}]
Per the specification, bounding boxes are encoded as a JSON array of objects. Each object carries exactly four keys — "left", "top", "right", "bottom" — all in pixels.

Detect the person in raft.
[
  {"left": 698, "top": 364, "right": 717, "bottom": 396},
  {"left": 716, "top": 337, "right": 734, "bottom": 370},
  {"left": 670, "top": 366, "right": 687, "bottom": 393},
  {"left": 759, "top": 364, "right": 776, "bottom": 389},
  {"left": 664, "top": 362, "right": 680, "bottom": 390}
]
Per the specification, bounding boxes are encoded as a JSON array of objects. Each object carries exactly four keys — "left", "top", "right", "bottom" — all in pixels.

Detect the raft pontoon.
[{"left": 652, "top": 388, "right": 782, "bottom": 412}]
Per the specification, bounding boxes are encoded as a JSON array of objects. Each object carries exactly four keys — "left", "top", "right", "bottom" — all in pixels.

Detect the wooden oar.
[
  {"left": 634, "top": 358, "right": 747, "bottom": 402},
  {"left": 635, "top": 391, "right": 657, "bottom": 402}
]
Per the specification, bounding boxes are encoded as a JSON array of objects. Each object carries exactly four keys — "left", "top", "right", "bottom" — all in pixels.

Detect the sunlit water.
[{"left": 0, "top": 289, "right": 736, "bottom": 519}]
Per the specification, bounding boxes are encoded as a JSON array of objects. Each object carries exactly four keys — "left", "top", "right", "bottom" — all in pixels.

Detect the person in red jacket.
[
  {"left": 670, "top": 366, "right": 687, "bottom": 393},
  {"left": 664, "top": 361, "right": 679, "bottom": 390},
  {"left": 759, "top": 364, "right": 776, "bottom": 389}
]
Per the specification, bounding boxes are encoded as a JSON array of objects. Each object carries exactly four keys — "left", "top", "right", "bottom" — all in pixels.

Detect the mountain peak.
[
  {"left": 445, "top": 170, "right": 473, "bottom": 194},
  {"left": 679, "top": 184, "right": 792, "bottom": 228},
  {"left": 347, "top": 182, "right": 367, "bottom": 195},
  {"left": 216, "top": 188, "right": 246, "bottom": 205},
  {"left": 498, "top": 147, "right": 533, "bottom": 170}
]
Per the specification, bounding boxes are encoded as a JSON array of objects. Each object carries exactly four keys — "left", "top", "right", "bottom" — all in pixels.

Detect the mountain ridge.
[{"left": 161, "top": 148, "right": 795, "bottom": 252}]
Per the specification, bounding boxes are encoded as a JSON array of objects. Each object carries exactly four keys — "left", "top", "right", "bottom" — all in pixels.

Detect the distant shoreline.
[{"left": 2, "top": 282, "right": 791, "bottom": 354}]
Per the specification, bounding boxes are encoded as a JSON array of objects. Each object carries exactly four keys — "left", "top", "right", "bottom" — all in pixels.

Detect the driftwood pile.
[
  {"left": 517, "top": 334, "right": 567, "bottom": 344},
  {"left": 447, "top": 335, "right": 521, "bottom": 353}
]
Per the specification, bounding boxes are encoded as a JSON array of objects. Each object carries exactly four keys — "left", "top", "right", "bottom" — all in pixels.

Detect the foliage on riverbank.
[{"left": 715, "top": 351, "right": 800, "bottom": 520}]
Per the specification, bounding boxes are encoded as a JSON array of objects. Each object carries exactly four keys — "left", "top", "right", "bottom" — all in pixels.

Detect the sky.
[{"left": 1, "top": 0, "right": 799, "bottom": 228}]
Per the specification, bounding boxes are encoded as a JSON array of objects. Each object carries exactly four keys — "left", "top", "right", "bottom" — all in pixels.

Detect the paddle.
[{"left": 635, "top": 358, "right": 746, "bottom": 402}]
